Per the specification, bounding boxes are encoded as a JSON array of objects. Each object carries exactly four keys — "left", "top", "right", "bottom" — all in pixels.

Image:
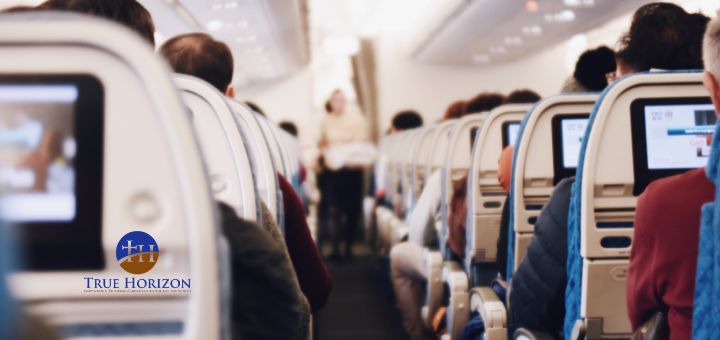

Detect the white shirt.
[{"left": 408, "top": 169, "right": 442, "bottom": 247}]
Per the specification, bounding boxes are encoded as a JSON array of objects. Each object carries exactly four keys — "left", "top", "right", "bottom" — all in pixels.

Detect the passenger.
[
  {"left": 502, "top": 89, "right": 541, "bottom": 104},
  {"left": 626, "top": 8, "right": 716, "bottom": 340},
  {"left": 442, "top": 100, "right": 466, "bottom": 120},
  {"left": 495, "top": 145, "right": 514, "bottom": 280},
  {"left": 390, "top": 94, "right": 504, "bottom": 340},
  {"left": 391, "top": 110, "right": 424, "bottom": 133},
  {"left": 320, "top": 89, "right": 369, "bottom": 263},
  {"left": 561, "top": 46, "right": 616, "bottom": 92},
  {"left": 245, "top": 101, "right": 266, "bottom": 117},
  {"left": 446, "top": 174, "right": 469, "bottom": 258},
  {"left": 279, "top": 121, "right": 298, "bottom": 137},
  {"left": 159, "top": 33, "right": 332, "bottom": 312},
  {"left": 37, "top": 0, "right": 155, "bottom": 47}
]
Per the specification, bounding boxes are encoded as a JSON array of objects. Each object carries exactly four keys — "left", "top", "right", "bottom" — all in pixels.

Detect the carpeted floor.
[{"left": 317, "top": 243, "right": 410, "bottom": 340}]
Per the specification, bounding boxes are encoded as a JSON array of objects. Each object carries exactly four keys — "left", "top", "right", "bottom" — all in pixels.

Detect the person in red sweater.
[
  {"left": 277, "top": 173, "right": 333, "bottom": 311},
  {"left": 626, "top": 5, "right": 715, "bottom": 339}
]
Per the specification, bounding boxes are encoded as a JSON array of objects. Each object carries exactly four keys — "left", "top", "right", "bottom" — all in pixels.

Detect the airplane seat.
[
  {"left": 466, "top": 104, "right": 532, "bottom": 289},
  {"left": 564, "top": 71, "right": 709, "bottom": 340},
  {"left": 693, "top": 106, "right": 720, "bottom": 339},
  {"left": 226, "top": 99, "right": 283, "bottom": 227},
  {"left": 421, "top": 118, "right": 458, "bottom": 327},
  {"left": 411, "top": 125, "right": 439, "bottom": 209},
  {"left": 0, "top": 13, "right": 228, "bottom": 339},
  {"left": 438, "top": 112, "right": 488, "bottom": 340},
  {"left": 401, "top": 128, "right": 424, "bottom": 221},
  {"left": 256, "top": 114, "right": 288, "bottom": 179},
  {"left": 173, "top": 74, "right": 261, "bottom": 224},
  {"left": 478, "top": 94, "right": 598, "bottom": 340}
]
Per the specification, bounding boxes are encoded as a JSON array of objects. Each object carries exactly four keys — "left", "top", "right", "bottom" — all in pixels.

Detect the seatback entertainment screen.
[
  {"left": 630, "top": 97, "right": 715, "bottom": 196},
  {"left": 502, "top": 122, "right": 520, "bottom": 147},
  {"left": 551, "top": 114, "right": 590, "bottom": 185}
]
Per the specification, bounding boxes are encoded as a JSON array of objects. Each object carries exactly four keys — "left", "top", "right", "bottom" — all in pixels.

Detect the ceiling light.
[
  {"left": 490, "top": 46, "right": 506, "bottom": 54},
  {"left": 504, "top": 36, "right": 522, "bottom": 45},
  {"left": 522, "top": 25, "right": 542, "bottom": 36},
  {"left": 207, "top": 20, "right": 223, "bottom": 31},
  {"left": 473, "top": 54, "right": 490, "bottom": 63},
  {"left": 322, "top": 35, "right": 360, "bottom": 56},
  {"left": 525, "top": 0, "right": 539, "bottom": 12},
  {"left": 563, "top": 0, "right": 594, "bottom": 7},
  {"left": 546, "top": 10, "right": 576, "bottom": 22}
]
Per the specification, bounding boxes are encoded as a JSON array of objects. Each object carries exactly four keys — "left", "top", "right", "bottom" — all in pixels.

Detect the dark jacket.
[
  {"left": 497, "top": 195, "right": 510, "bottom": 279},
  {"left": 510, "top": 177, "right": 574, "bottom": 337},
  {"left": 219, "top": 202, "right": 305, "bottom": 340}
]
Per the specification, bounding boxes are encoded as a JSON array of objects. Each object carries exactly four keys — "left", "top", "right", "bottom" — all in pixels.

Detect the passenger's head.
[
  {"left": 279, "top": 121, "right": 298, "bottom": 137},
  {"left": 0, "top": 6, "right": 36, "bottom": 13},
  {"left": 703, "top": 13, "right": 720, "bottom": 116},
  {"left": 616, "top": 3, "right": 709, "bottom": 77},
  {"left": 443, "top": 101, "right": 466, "bottom": 120},
  {"left": 498, "top": 145, "right": 514, "bottom": 194},
  {"left": 325, "top": 90, "right": 346, "bottom": 115},
  {"left": 159, "top": 33, "right": 235, "bottom": 96},
  {"left": 503, "top": 89, "right": 541, "bottom": 104},
  {"left": 391, "top": 110, "right": 423, "bottom": 133},
  {"left": 448, "top": 173, "right": 469, "bottom": 257},
  {"left": 464, "top": 92, "right": 505, "bottom": 115},
  {"left": 573, "top": 46, "right": 616, "bottom": 91},
  {"left": 39, "top": 0, "right": 155, "bottom": 47},
  {"left": 245, "top": 101, "right": 265, "bottom": 117}
]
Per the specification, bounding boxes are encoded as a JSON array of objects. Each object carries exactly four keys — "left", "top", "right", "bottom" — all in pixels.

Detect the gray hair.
[{"left": 704, "top": 11, "right": 720, "bottom": 81}]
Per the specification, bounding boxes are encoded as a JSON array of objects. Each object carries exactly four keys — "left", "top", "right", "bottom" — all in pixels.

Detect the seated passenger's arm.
[
  {"left": 277, "top": 174, "right": 333, "bottom": 312},
  {"left": 626, "top": 191, "right": 662, "bottom": 331},
  {"left": 408, "top": 170, "right": 442, "bottom": 247},
  {"left": 510, "top": 177, "right": 573, "bottom": 335}
]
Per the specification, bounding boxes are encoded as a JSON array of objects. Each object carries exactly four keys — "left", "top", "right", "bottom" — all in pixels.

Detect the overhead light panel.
[
  {"left": 504, "top": 36, "right": 522, "bottom": 45},
  {"left": 473, "top": 54, "right": 490, "bottom": 63},
  {"left": 207, "top": 20, "right": 223, "bottom": 31},
  {"left": 525, "top": 0, "right": 539, "bottom": 12},
  {"left": 522, "top": 25, "right": 542, "bottom": 36},
  {"left": 545, "top": 10, "right": 576, "bottom": 23}
]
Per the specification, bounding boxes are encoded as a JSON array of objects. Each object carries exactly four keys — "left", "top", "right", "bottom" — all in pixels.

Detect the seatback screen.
[
  {"left": 0, "top": 85, "right": 77, "bottom": 222},
  {"left": 643, "top": 104, "right": 715, "bottom": 169},
  {"left": 502, "top": 122, "right": 520, "bottom": 147},
  {"left": 630, "top": 97, "right": 714, "bottom": 196},
  {"left": 0, "top": 75, "right": 104, "bottom": 271},
  {"left": 551, "top": 114, "right": 590, "bottom": 185}
]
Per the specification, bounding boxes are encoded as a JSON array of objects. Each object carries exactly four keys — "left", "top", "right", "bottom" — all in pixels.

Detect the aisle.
[{"left": 317, "top": 244, "right": 410, "bottom": 340}]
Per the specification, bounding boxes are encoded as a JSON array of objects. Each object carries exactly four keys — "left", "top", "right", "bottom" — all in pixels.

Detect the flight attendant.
[{"left": 320, "top": 90, "right": 369, "bottom": 263}]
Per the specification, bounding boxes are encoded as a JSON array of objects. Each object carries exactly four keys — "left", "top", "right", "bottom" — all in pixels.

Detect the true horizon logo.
[{"left": 116, "top": 231, "right": 159, "bottom": 275}]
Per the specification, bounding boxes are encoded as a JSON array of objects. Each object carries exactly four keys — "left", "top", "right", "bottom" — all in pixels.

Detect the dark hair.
[
  {"left": 503, "top": 89, "right": 541, "bottom": 104},
  {"left": 159, "top": 33, "right": 234, "bottom": 93},
  {"left": 616, "top": 2, "right": 709, "bottom": 73},
  {"left": 39, "top": 0, "right": 155, "bottom": 47},
  {"left": 450, "top": 174, "right": 468, "bottom": 212},
  {"left": 324, "top": 90, "right": 341, "bottom": 113},
  {"left": 443, "top": 101, "right": 466, "bottom": 120},
  {"left": 244, "top": 101, "right": 265, "bottom": 117},
  {"left": 573, "top": 46, "right": 616, "bottom": 91},
  {"left": 464, "top": 92, "right": 505, "bottom": 115},
  {"left": 0, "top": 6, "right": 37, "bottom": 13},
  {"left": 279, "top": 121, "right": 298, "bottom": 137},
  {"left": 392, "top": 110, "right": 423, "bottom": 130}
]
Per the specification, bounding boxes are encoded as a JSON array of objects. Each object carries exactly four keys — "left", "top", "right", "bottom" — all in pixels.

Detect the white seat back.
[
  {"left": 226, "top": 99, "right": 281, "bottom": 221},
  {"left": 566, "top": 72, "right": 710, "bottom": 339},
  {"left": 256, "top": 115, "right": 288, "bottom": 178},
  {"left": 440, "top": 114, "right": 486, "bottom": 257},
  {"left": 466, "top": 105, "right": 531, "bottom": 280},
  {"left": 410, "top": 124, "right": 438, "bottom": 208},
  {"left": 387, "top": 131, "right": 412, "bottom": 211},
  {"left": 401, "top": 129, "right": 423, "bottom": 217},
  {"left": 1, "top": 14, "right": 225, "bottom": 340},
  {"left": 174, "top": 75, "right": 259, "bottom": 222},
  {"left": 507, "top": 94, "right": 598, "bottom": 278}
]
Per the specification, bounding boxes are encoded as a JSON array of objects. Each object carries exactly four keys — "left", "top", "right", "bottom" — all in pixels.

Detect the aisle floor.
[{"left": 317, "top": 243, "right": 410, "bottom": 340}]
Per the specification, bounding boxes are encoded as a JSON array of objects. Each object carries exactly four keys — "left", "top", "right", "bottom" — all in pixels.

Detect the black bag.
[{"left": 632, "top": 311, "right": 669, "bottom": 340}]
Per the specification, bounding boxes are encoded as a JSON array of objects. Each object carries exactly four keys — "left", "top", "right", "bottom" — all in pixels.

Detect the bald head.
[{"left": 159, "top": 33, "right": 234, "bottom": 93}]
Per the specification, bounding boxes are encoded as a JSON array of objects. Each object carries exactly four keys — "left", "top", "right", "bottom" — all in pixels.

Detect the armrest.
[
  {"left": 469, "top": 287, "right": 506, "bottom": 329},
  {"left": 423, "top": 249, "right": 443, "bottom": 269},
  {"left": 442, "top": 261, "right": 469, "bottom": 293},
  {"left": 513, "top": 328, "right": 556, "bottom": 340},
  {"left": 422, "top": 249, "right": 444, "bottom": 327}
]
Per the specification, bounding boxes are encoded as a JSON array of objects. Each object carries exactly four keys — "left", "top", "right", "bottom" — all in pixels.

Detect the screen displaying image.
[
  {"left": 506, "top": 123, "right": 520, "bottom": 147},
  {"left": 0, "top": 85, "right": 78, "bottom": 222},
  {"left": 644, "top": 103, "right": 716, "bottom": 169},
  {"left": 561, "top": 118, "right": 589, "bottom": 169}
]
